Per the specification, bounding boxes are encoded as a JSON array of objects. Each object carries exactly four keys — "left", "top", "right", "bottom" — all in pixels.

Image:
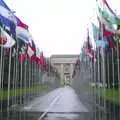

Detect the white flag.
[
  {"left": 27, "top": 45, "right": 34, "bottom": 58},
  {"left": 0, "top": 27, "right": 15, "bottom": 48}
]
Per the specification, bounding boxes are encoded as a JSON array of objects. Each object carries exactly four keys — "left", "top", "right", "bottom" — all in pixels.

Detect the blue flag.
[
  {"left": 95, "top": 37, "right": 108, "bottom": 49},
  {"left": 0, "top": 0, "right": 16, "bottom": 35}
]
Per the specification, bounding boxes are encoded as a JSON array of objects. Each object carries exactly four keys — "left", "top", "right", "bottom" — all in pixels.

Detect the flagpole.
[
  {"left": 31, "top": 60, "right": 33, "bottom": 99},
  {"left": 107, "top": 52, "right": 110, "bottom": 88},
  {"left": 28, "top": 60, "right": 31, "bottom": 102},
  {"left": 1, "top": 48, "right": 5, "bottom": 117},
  {"left": 115, "top": 39, "right": 119, "bottom": 120},
  {"left": 111, "top": 48, "right": 115, "bottom": 88},
  {"left": 32, "top": 61, "right": 34, "bottom": 98},
  {"left": 34, "top": 61, "right": 37, "bottom": 96},
  {"left": 26, "top": 60, "right": 29, "bottom": 103},
  {"left": 36, "top": 62, "right": 38, "bottom": 96},
  {"left": 111, "top": 47, "right": 116, "bottom": 120},
  {"left": 116, "top": 40, "right": 120, "bottom": 94},
  {"left": 22, "top": 59, "right": 26, "bottom": 120},
  {"left": 36, "top": 62, "right": 38, "bottom": 95},
  {"left": 101, "top": 1, "right": 107, "bottom": 119},
  {"left": 38, "top": 64, "right": 41, "bottom": 95},
  {"left": 24, "top": 59, "right": 27, "bottom": 104},
  {"left": 13, "top": 37, "right": 19, "bottom": 119},
  {"left": 49, "top": 57, "right": 51, "bottom": 83},
  {"left": 0, "top": 34, "right": 4, "bottom": 115},
  {"left": 7, "top": 11, "right": 17, "bottom": 117},
  {"left": 0, "top": 46, "right": 4, "bottom": 120},
  {"left": 12, "top": 50, "right": 16, "bottom": 106},
  {"left": 19, "top": 51, "right": 22, "bottom": 120},
  {"left": 19, "top": 45, "right": 22, "bottom": 120},
  {"left": 0, "top": 30, "right": 5, "bottom": 117},
  {"left": 16, "top": 39, "right": 19, "bottom": 107},
  {"left": 7, "top": 47, "right": 12, "bottom": 120},
  {"left": 32, "top": 61, "right": 34, "bottom": 97},
  {"left": 116, "top": 38, "right": 120, "bottom": 120},
  {"left": 95, "top": 53, "right": 97, "bottom": 120},
  {"left": 0, "top": 40, "right": 3, "bottom": 91}
]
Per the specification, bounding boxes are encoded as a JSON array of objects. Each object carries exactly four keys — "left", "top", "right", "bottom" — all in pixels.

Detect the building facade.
[{"left": 50, "top": 54, "right": 79, "bottom": 85}]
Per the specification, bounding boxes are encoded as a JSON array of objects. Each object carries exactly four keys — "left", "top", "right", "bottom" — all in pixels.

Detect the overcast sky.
[{"left": 6, "top": 0, "right": 96, "bottom": 57}]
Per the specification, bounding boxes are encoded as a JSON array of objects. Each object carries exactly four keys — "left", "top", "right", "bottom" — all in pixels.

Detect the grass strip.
[{"left": 0, "top": 85, "right": 49, "bottom": 100}]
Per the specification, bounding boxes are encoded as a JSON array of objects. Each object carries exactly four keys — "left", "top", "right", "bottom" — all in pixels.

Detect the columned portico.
[{"left": 50, "top": 55, "right": 78, "bottom": 85}]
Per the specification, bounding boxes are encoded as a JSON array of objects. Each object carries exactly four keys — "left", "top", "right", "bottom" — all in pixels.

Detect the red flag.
[
  {"left": 17, "top": 18, "right": 28, "bottom": 29},
  {"left": 103, "top": 24, "right": 114, "bottom": 37},
  {"left": 18, "top": 53, "right": 27, "bottom": 63},
  {"left": 39, "top": 52, "right": 44, "bottom": 64},
  {"left": 98, "top": 17, "right": 114, "bottom": 37},
  {"left": 84, "top": 48, "right": 96, "bottom": 62},
  {"left": 107, "top": 38, "right": 116, "bottom": 50},
  {"left": 18, "top": 45, "right": 27, "bottom": 63},
  {"left": 0, "top": 36, "right": 7, "bottom": 45}
]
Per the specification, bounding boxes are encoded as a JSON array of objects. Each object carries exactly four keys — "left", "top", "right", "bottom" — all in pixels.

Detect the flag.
[
  {"left": 16, "top": 26, "right": 32, "bottom": 43},
  {"left": 0, "top": 0, "right": 16, "bottom": 35},
  {"left": 18, "top": 53, "right": 27, "bottom": 63},
  {"left": 84, "top": 48, "right": 96, "bottom": 61},
  {"left": 39, "top": 52, "right": 44, "bottom": 65},
  {"left": 96, "top": 0, "right": 119, "bottom": 25},
  {"left": 102, "top": 0, "right": 120, "bottom": 24},
  {"left": 96, "top": 0, "right": 119, "bottom": 35},
  {"left": 16, "top": 17, "right": 28, "bottom": 29},
  {"left": 95, "top": 37, "right": 108, "bottom": 48},
  {"left": 92, "top": 23, "right": 100, "bottom": 40},
  {"left": 102, "top": 0, "right": 116, "bottom": 16},
  {"left": 27, "top": 44, "right": 35, "bottom": 58},
  {"left": 107, "top": 37, "right": 116, "bottom": 50},
  {"left": 30, "top": 39, "right": 36, "bottom": 51},
  {"left": 0, "top": 0, "right": 11, "bottom": 10},
  {"left": 18, "top": 45, "right": 27, "bottom": 62},
  {"left": 39, "top": 52, "right": 46, "bottom": 70},
  {"left": 92, "top": 23, "right": 108, "bottom": 49},
  {"left": 102, "top": 24, "right": 114, "bottom": 37},
  {"left": 86, "top": 28, "right": 92, "bottom": 49},
  {"left": 0, "top": 29, "right": 7, "bottom": 44},
  {"left": 0, "top": 27, "right": 15, "bottom": 48},
  {"left": 97, "top": 9, "right": 116, "bottom": 33},
  {"left": 27, "top": 40, "right": 36, "bottom": 61},
  {"left": 98, "top": 17, "right": 115, "bottom": 38}
]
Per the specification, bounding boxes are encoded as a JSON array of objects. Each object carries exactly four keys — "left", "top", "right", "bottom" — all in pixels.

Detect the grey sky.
[{"left": 6, "top": 0, "right": 95, "bottom": 57}]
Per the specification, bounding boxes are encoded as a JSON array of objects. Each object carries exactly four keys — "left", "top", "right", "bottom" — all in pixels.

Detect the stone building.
[{"left": 50, "top": 54, "right": 79, "bottom": 84}]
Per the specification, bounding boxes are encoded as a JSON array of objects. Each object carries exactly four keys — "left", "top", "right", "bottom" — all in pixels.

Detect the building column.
[
  {"left": 70, "top": 63, "right": 74, "bottom": 81},
  {"left": 60, "top": 64, "right": 64, "bottom": 85}
]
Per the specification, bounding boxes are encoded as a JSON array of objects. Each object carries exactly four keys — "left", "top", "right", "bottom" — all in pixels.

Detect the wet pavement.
[
  {"left": 1, "top": 86, "right": 94, "bottom": 120},
  {"left": 2, "top": 85, "right": 120, "bottom": 120},
  {"left": 23, "top": 86, "right": 88, "bottom": 113},
  {"left": 1, "top": 85, "right": 120, "bottom": 120}
]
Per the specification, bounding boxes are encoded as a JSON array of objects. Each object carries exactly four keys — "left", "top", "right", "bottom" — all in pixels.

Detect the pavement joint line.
[{"left": 37, "top": 92, "right": 62, "bottom": 120}]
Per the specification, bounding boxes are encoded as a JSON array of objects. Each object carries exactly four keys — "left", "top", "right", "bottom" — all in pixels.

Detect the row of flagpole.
[
  {"left": 0, "top": 0, "right": 60, "bottom": 120},
  {"left": 0, "top": 47, "right": 60, "bottom": 119},
  {"left": 72, "top": 0, "right": 120, "bottom": 120}
]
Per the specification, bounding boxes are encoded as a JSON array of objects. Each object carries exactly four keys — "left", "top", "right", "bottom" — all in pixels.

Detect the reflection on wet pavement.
[
  {"left": 23, "top": 86, "right": 88, "bottom": 113},
  {"left": 0, "top": 86, "right": 93, "bottom": 120},
  {"left": 1, "top": 86, "right": 120, "bottom": 120}
]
